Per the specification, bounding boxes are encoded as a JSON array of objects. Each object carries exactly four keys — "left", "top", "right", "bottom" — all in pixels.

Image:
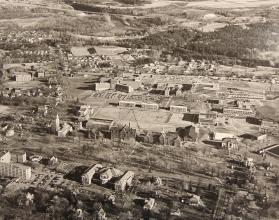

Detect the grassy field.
[
  {"left": 0, "top": 105, "right": 11, "bottom": 115},
  {"left": 92, "top": 106, "right": 191, "bottom": 132},
  {"left": 257, "top": 99, "right": 279, "bottom": 122}
]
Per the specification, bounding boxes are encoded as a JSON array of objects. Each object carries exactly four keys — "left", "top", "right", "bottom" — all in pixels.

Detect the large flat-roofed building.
[
  {"left": 170, "top": 105, "right": 188, "bottom": 114},
  {"left": 11, "top": 151, "right": 27, "bottom": 163},
  {"left": 86, "top": 118, "right": 115, "bottom": 131},
  {"left": 119, "top": 101, "right": 136, "bottom": 108},
  {"left": 81, "top": 164, "right": 103, "bottom": 185},
  {"left": 0, "top": 162, "right": 31, "bottom": 180},
  {"left": 141, "top": 103, "right": 159, "bottom": 111},
  {"left": 228, "top": 92, "right": 265, "bottom": 100},
  {"left": 115, "top": 84, "right": 134, "bottom": 93},
  {"left": 212, "top": 131, "right": 235, "bottom": 141},
  {"left": 223, "top": 107, "right": 256, "bottom": 118},
  {"left": 0, "top": 151, "right": 11, "bottom": 163},
  {"left": 115, "top": 171, "right": 134, "bottom": 191},
  {"left": 14, "top": 72, "right": 32, "bottom": 82},
  {"left": 93, "top": 82, "right": 111, "bottom": 91}
]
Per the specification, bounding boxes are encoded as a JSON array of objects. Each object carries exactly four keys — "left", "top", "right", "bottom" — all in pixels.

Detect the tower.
[
  {"left": 165, "top": 87, "right": 170, "bottom": 97},
  {"left": 55, "top": 114, "right": 60, "bottom": 132}
]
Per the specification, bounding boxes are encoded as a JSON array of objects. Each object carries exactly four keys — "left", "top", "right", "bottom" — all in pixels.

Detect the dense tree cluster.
[{"left": 121, "top": 23, "right": 279, "bottom": 67}]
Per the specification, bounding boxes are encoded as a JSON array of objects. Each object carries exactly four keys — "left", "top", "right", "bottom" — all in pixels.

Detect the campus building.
[
  {"left": 93, "top": 82, "right": 111, "bottom": 91},
  {"left": 223, "top": 107, "right": 256, "bottom": 118},
  {"left": 170, "top": 105, "right": 188, "bottom": 114},
  {"left": 81, "top": 164, "right": 103, "bottom": 185},
  {"left": 119, "top": 101, "right": 136, "bottom": 108},
  {"left": 115, "top": 171, "right": 134, "bottom": 191},
  {"left": 0, "top": 162, "right": 32, "bottom": 180},
  {"left": 14, "top": 72, "right": 32, "bottom": 82},
  {"left": 115, "top": 84, "right": 134, "bottom": 93},
  {"left": 141, "top": 103, "right": 159, "bottom": 111}
]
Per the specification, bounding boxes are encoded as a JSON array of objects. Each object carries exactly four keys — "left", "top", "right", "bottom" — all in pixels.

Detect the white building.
[
  {"left": 213, "top": 131, "right": 235, "bottom": 141},
  {"left": 115, "top": 171, "right": 134, "bottom": 191},
  {"left": 0, "top": 162, "right": 32, "bottom": 180},
  {"left": 81, "top": 164, "right": 103, "bottom": 185},
  {"left": 170, "top": 105, "right": 188, "bottom": 113}
]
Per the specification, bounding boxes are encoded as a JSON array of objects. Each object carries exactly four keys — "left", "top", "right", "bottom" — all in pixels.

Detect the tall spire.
[{"left": 56, "top": 114, "right": 60, "bottom": 132}]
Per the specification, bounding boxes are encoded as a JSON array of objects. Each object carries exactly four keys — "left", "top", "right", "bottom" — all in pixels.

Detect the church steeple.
[{"left": 55, "top": 114, "right": 60, "bottom": 132}]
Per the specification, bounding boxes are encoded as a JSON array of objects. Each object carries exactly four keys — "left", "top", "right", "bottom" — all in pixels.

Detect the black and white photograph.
[{"left": 0, "top": 0, "right": 278, "bottom": 219}]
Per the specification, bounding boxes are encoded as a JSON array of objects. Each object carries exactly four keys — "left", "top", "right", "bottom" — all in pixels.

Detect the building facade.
[
  {"left": 119, "top": 101, "right": 136, "bottom": 108},
  {"left": 170, "top": 105, "right": 188, "bottom": 114},
  {"left": 115, "top": 171, "right": 134, "bottom": 191},
  {"left": 81, "top": 164, "right": 103, "bottom": 185},
  {"left": 141, "top": 103, "right": 159, "bottom": 111},
  {"left": 223, "top": 107, "right": 256, "bottom": 118},
  {"left": 0, "top": 162, "right": 31, "bottom": 180},
  {"left": 115, "top": 84, "right": 134, "bottom": 93}
]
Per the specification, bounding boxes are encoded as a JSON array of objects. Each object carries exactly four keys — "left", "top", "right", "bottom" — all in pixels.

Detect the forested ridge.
[{"left": 121, "top": 23, "right": 279, "bottom": 67}]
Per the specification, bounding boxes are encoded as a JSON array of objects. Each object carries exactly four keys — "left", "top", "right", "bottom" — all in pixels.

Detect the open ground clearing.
[
  {"left": 0, "top": 105, "right": 11, "bottom": 115},
  {"left": 92, "top": 106, "right": 192, "bottom": 132},
  {"left": 4, "top": 81, "right": 43, "bottom": 90},
  {"left": 0, "top": 17, "right": 48, "bottom": 28},
  {"left": 257, "top": 99, "right": 279, "bottom": 122}
]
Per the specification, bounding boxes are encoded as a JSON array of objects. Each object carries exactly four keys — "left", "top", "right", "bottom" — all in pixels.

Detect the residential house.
[
  {"left": 159, "top": 131, "right": 182, "bottom": 147},
  {"left": 57, "top": 123, "right": 73, "bottom": 137},
  {"left": 110, "top": 124, "right": 136, "bottom": 144},
  {"left": 177, "top": 125, "right": 200, "bottom": 142},
  {"left": 221, "top": 138, "right": 238, "bottom": 151}
]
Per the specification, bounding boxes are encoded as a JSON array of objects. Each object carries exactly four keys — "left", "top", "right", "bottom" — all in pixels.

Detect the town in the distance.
[{"left": 0, "top": 0, "right": 279, "bottom": 219}]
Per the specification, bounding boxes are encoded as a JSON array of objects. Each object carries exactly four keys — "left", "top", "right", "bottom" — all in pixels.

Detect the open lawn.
[
  {"left": 257, "top": 99, "right": 279, "bottom": 122},
  {"left": 93, "top": 106, "right": 191, "bottom": 132},
  {"left": 0, "top": 105, "right": 11, "bottom": 115},
  {"left": 94, "top": 46, "right": 128, "bottom": 56},
  {"left": 4, "top": 80, "right": 43, "bottom": 89}
]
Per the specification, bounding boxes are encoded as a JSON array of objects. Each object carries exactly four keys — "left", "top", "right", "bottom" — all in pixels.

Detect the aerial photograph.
[{"left": 0, "top": 0, "right": 278, "bottom": 219}]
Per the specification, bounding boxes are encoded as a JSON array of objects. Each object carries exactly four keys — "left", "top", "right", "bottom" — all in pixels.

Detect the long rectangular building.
[
  {"left": 115, "top": 84, "right": 134, "bottom": 93},
  {"left": 170, "top": 105, "right": 188, "bottom": 114},
  {"left": 115, "top": 171, "right": 134, "bottom": 191},
  {"left": 119, "top": 101, "right": 136, "bottom": 108},
  {"left": 0, "top": 162, "right": 31, "bottom": 180},
  {"left": 223, "top": 107, "right": 256, "bottom": 118},
  {"left": 141, "top": 103, "right": 159, "bottom": 111}
]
